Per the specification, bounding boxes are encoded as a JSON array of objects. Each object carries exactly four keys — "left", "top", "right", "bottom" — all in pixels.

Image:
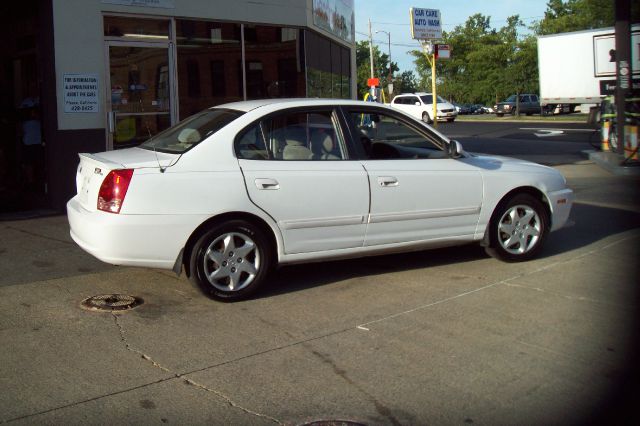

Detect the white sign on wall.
[
  {"left": 63, "top": 74, "right": 100, "bottom": 113},
  {"left": 312, "top": 0, "right": 355, "bottom": 43},
  {"left": 410, "top": 8, "right": 442, "bottom": 40}
]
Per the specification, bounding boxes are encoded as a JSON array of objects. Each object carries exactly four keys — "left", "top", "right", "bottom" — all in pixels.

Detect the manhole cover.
[{"left": 81, "top": 294, "right": 143, "bottom": 312}]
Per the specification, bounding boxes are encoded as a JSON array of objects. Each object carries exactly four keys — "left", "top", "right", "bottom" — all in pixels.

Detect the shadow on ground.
[{"left": 257, "top": 202, "right": 640, "bottom": 300}]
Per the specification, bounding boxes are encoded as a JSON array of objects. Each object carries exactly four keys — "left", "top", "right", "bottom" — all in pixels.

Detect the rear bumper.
[
  {"left": 67, "top": 197, "right": 207, "bottom": 269},
  {"left": 547, "top": 188, "right": 574, "bottom": 232}
]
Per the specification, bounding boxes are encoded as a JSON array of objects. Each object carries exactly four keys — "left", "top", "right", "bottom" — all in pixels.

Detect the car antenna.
[{"left": 146, "top": 122, "right": 166, "bottom": 173}]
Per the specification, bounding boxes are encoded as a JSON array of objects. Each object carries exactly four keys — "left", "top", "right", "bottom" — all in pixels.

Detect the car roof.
[{"left": 214, "top": 98, "right": 386, "bottom": 113}]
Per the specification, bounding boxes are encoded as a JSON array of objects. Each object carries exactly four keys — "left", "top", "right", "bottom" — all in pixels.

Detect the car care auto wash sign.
[
  {"left": 410, "top": 8, "right": 442, "bottom": 40},
  {"left": 63, "top": 74, "right": 99, "bottom": 113}
]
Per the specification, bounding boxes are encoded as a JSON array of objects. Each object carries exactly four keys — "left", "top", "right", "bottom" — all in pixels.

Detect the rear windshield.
[{"left": 140, "top": 109, "right": 243, "bottom": 154}]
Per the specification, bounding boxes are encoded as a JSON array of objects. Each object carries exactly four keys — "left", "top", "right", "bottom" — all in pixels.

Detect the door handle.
[
  {"left": 255, "top": 178, "right": 280, "bottom": 190},
  {"left": 377, "top": 176, "right": 399, "bottom": 187}
]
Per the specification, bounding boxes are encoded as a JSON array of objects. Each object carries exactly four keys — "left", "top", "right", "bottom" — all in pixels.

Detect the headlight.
[{"left": 504, "top": 105, "right": 511, "bottom": 110}]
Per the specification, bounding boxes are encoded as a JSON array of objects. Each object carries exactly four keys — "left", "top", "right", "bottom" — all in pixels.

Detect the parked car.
[
  {"left": 390, "top": 92, "right": 457, "bottom": 123},
  {"left": 67, "top": 99, "right": 574, "bottom": 301},
  {"left": 495, "top": 94, "right": 541, "bottom": 116},
  {"left": 459, "top": 104, "right": 473, "bottom": 115},
  {"left": 471, "top": 104, "right": 487, "bottom": 114}
]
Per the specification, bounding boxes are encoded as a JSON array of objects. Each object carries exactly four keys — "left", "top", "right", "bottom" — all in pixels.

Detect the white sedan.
[{"left": 67, "top": 99, "right": 573, "bottom": 301}]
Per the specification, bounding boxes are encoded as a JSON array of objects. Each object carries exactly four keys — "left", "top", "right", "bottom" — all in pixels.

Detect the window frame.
[
  {"left": 233, "top": 106, "right": 356, "bottom": 161},
  {"left": 337, "top": 105, "right": 449, "bottom": 161}
]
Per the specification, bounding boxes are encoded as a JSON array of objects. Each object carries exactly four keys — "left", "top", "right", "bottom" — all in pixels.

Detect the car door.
[
  {"left": 236, "top": 108, "right": 369, "bottom": 254},
  {"left": 343, "top": 106, "right": 483, "bottom": 247}
]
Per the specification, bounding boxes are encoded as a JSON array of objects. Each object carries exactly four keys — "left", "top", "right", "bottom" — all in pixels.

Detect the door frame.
[{"left": 104, "top": 37, "right": 178, "bottom": 150}]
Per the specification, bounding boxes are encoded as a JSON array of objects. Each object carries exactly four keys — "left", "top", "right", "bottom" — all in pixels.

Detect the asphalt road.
[
  {"left": 438, "top": 120, "right": 599, "bottom": 166},
  {"left": 1, "top": 121, "right": 639, "bottom": 425}
]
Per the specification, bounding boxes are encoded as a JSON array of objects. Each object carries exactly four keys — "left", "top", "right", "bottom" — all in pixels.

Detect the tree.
[
  {"left": 397, "top": 70, "right": 418, "bottom": 94},
  {"left": 535, "top": 0, "right": 614, "bottom": 35},
  {"left": 535, "top": 0, "right": 638, "bottom": 35},
  {"left": 410, "top": 13, "right": 537, "bottom": 106}
]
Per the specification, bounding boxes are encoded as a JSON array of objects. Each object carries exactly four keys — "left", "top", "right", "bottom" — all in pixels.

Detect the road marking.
[
  {"left": 519, "top": 128, "right": 596, "bottom": 132},
  {"left": 355, "top": 231, "right": 640, "bottom": 332},
  {"left": 534, "top": 130, "right": 565, "bottom": 137}
]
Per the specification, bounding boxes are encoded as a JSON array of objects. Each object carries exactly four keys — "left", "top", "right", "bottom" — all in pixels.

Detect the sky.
[{"left": 354, "top": 0, "right": 550, "bottom": 73}]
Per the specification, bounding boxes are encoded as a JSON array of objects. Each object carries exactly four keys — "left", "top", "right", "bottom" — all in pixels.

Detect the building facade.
[{"left": 0, "top": 0, "right": 355, "bottom": 213}]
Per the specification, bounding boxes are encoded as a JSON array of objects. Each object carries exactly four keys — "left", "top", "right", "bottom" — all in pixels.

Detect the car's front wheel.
[
  {"left": 189, "top": 220, "right": 272, "bottom": 301},
  {"left": 485, "top": 194, "right": 549, "bottom": 262},
  {"left": 422, "top": 111, "right": 432, "bottom": 124}
]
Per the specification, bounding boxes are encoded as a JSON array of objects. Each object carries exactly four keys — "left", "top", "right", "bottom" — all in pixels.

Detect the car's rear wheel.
[
  {"left": 485, "top": 194, "right": 548, "bottom": 262},
  {"left": 189, "top": 220, "right": 271, "bottom": 301},
  {"left": 422, "top": 111, "right": 432, "bottom": 124}
]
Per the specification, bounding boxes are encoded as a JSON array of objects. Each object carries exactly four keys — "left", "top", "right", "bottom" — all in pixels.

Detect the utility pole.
[
  {"left": 420, "top": 41, "right": 438, "bottom": 127},
  {"left": 615, "top": 0, "right": 631, "bottom": 156},
  {"left": 368, "top": 19, "right": 374, "bottom": 80},
  {"left": 376, "top": 30, "right": 392, "bottom": 96}
]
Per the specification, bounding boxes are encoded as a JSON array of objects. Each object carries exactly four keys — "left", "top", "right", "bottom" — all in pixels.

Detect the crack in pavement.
[
  {"left": 110, "top": 314, "right": 283, "bottom": 425},
  {"left": 4, "top": 226, "right": 74, "bottom": 246},
  {"left": 309, "top": 347, "right": 402, "bottom": 426},
  {"left": 355, "top": 232, "right": 640, "bottom": 331},
  {"left": 4, "top": 231, "right": 637, "bottom": 424}
]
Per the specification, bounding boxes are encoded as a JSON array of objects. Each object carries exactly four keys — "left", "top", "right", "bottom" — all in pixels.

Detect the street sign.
[
  {"left": 410, "top": 8, "right": 442, "bottom": 40},
  {"left": 436, "top": 44, "right": 451, "bottom": 59}
]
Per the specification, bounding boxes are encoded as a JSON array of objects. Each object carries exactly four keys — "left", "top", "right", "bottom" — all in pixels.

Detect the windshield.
[
  {"left": 140, "top": 109, "right": 243, "bottom": 153},
  {"left": 504, "top": 95, "right": 517, "bottom": 102},
  {"left": 420, "top": 95, "right": 447, "bottom": 104}
]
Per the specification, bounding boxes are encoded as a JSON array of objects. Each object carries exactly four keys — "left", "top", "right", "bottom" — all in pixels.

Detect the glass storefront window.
[
  {"left": 104, "top": 16, "right": 170, "bottom": 39},
  {"left": 244, "top": 25, "right": 305, "bottom": 100},
  {"left": 176, "top": 20, "right": 242, "bottom": 120},
  {"left": 305, "top": 30, "right": 351, "bottom": 99}
]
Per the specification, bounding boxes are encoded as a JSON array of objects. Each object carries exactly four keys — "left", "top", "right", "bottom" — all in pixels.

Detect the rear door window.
[{"left": 236, "top": 110, "right": 348, "bottom": 161}]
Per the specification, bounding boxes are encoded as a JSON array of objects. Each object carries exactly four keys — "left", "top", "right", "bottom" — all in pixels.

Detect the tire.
[
  {"left": 189, "top": 220, "right": 272, "bottom": 301},
  {"left": 422, "top": 111, "right": 432, "bottom": 124},
  {"left": 496, "top": 113, "right": 504, "bottom": 117},
  {"left": 447, "top": 118, "right": 455, "bottom": 123},
  {"left": 485, "top": 194, "right": 549, "bottom": 262}
]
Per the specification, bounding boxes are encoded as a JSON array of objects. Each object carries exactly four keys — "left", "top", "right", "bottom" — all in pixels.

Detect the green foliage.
[
  {"left": 410, "top": 13, "right": 538, "bottom": 106},
  {"left": 534, "top": 0, "right": 614, "bottom": 35},
  {"left": 355, "top": 1, "right": 636, "bottom": 105},
  {"left": 397, "top": 70, "right": 418, "bottom": 94}
]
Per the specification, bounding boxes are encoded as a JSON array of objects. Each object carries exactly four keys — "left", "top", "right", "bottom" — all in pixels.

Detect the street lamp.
[{"left": 375, "top": 30, "right": 393, "bottom": 96}]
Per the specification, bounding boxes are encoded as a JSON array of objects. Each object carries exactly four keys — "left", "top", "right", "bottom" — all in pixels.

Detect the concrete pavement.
[{"left": 0, "top": 161, "right": 639, "bottom": 425}]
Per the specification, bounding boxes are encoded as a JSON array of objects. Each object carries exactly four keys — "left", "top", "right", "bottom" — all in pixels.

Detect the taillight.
[{"left": 97, "top": 169, "right": 134, "bottom": 214}]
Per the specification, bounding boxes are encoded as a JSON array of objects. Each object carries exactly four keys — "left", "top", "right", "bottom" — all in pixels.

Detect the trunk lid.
[{"left": 74, "top": 148, "right": 179, "bottom": 212}]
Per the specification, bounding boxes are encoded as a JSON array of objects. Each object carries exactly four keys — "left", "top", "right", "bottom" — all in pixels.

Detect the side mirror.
[
  {"left": 415, "top": 101, "right": 420, "bottom": 106},
  {"left": 448, "top": 140, "right": 464, "bottom": 158}
]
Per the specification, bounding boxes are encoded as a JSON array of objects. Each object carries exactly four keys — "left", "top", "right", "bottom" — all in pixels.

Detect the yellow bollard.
[
  {"left": 601, "top": 121, "right": 611, "bottom": 151},
  {"left": 624, "top": 124, "right": 638, "bottom": 160}
]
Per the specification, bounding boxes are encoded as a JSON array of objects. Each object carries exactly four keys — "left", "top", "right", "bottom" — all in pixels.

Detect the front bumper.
[
  {"left": 436, "top": 111, "right": 458, "bottom": 121},
  {"left": 547, "top": 188, "right": 574, "bottom": 232}
]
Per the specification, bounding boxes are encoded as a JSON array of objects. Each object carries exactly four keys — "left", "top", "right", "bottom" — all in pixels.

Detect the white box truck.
[{"left": 537, "top": 25, "right": 639, "bottom": 113}]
